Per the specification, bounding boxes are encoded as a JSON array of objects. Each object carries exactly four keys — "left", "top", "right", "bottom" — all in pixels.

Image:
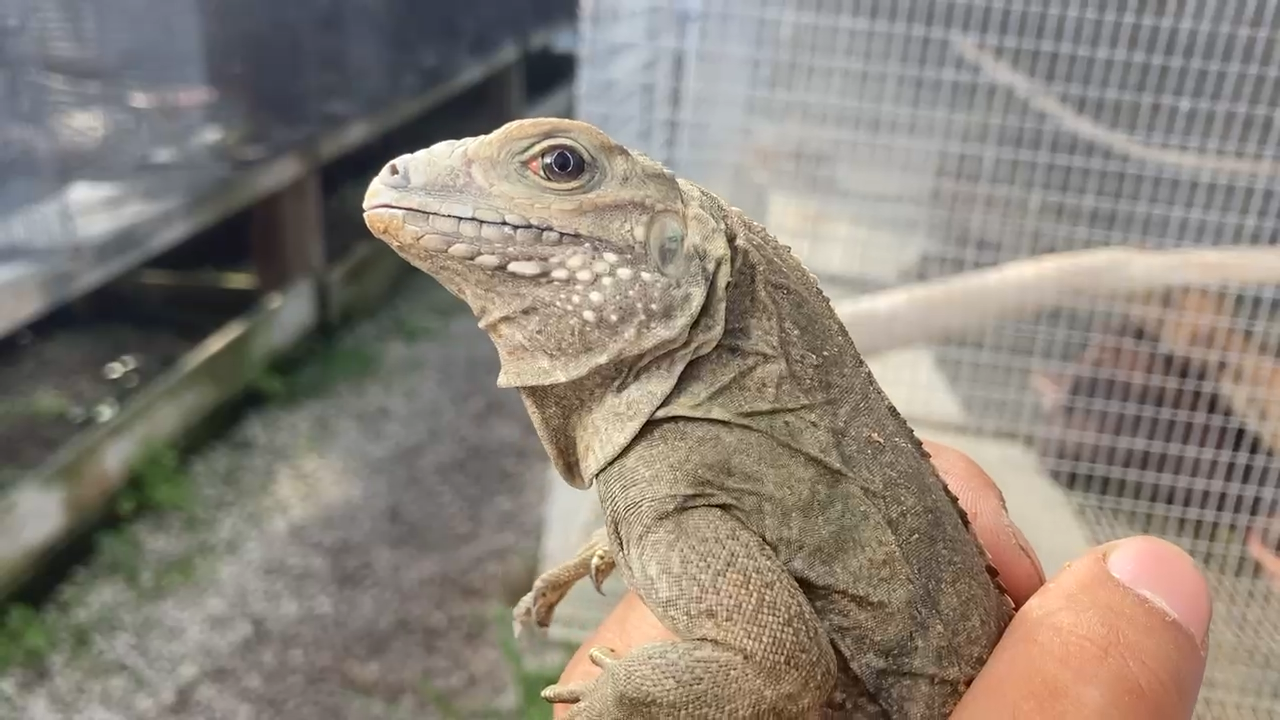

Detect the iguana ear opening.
[{"left": 647, "top": 212, "right": 687, "bottom": 277}]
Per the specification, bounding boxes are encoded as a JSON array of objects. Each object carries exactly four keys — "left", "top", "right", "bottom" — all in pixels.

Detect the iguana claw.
[
  {"left": 539, "top": 646, "right": 617, "bottom": 709},
  {"left": 587, "top": 646, "right": 617, "bottom": 668},
  {"left": 541, "top": 679, "right": 591, "bottom": 705},
  {"left": 589, "top": 549, "right": 611, "bottom": 595},
  {"left": 512, "top": 527, "right": 616, "bottom": 636}
]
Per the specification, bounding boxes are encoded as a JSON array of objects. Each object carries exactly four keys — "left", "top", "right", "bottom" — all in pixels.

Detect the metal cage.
[{"left": 576, "top": 1, "right": 1280, "bottom": 715}]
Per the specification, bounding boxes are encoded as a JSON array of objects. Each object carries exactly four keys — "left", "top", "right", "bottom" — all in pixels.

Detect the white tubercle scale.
[
  {"left": 387, "top": 206, "right": 670, "bottom": 327},
  {"left": 400, "top": 210, "right": 662, "bottom": 287}
]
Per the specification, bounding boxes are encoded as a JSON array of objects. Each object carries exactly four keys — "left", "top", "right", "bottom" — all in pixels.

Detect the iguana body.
[{"left": 362, "top": 118, "right": 1013, "bottom": 719}]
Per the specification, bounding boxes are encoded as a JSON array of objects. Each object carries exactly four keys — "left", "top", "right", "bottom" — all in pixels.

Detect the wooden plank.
[
  {"left": 323, "top": 241, "right": 410, "bottom": 325},
  {"left": 249, "top": 172, "right": 327, "bottom": 292},
  {"left": 487, "top": 54, "right": 528, "bottom": 125}
]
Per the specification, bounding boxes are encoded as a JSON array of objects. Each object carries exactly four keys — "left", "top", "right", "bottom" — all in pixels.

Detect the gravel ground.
[{"left": 0, "top": 273, "right": 563, "bottom": 719}]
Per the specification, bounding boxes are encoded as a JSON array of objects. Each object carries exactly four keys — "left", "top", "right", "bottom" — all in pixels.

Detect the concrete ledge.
[{"left": 0, "top": 278, "right": 320, "bottom": 598}]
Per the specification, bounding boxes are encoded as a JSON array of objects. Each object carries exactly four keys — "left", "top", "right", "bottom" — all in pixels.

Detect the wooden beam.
[{"left": 249, "top": 172, "right": 327, "bottom": 292}]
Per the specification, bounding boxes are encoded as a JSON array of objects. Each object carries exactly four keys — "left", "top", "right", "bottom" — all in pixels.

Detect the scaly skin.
[{"left": 362, "top": 118, "right": 1014, "bottom": 719}]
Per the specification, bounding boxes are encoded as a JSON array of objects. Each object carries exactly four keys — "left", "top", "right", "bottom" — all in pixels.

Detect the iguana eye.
[
  {"left": 538, "top": 147, "right": 586, "bottom": 183},
  {"left": 647, "top": 214, "right": 685, "bottom": 274}
]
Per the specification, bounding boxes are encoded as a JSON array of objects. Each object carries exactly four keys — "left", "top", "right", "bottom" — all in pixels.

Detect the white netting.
[{"left": 576, "top": 1, "right": 1280, "bottom": 715}]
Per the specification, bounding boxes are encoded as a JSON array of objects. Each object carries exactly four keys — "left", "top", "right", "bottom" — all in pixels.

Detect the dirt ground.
[{"left": 0, "top": 274, "right": 568, "bottom": 719}]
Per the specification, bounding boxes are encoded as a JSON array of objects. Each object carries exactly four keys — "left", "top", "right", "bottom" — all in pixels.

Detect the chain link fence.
[{"left": 576, "top": 1, "right": 1280, "bottom": 715}]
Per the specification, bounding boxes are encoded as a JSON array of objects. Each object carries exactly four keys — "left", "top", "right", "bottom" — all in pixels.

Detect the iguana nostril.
[{"left": 380, "top": 156, "right": 411, "bottom": 188}]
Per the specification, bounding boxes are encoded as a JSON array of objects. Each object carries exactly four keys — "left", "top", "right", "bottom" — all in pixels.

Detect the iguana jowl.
[{"left": 362, "top": 118, "right": 1013, "bottom": 719}]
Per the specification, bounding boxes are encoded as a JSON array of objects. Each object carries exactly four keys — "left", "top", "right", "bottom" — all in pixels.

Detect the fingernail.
[
  {"left": 1008, "top": 521, "right": 1046, "bottom": 585},
  {"left": 1106, "top": 536, "right": 1212, "bottom": 646}
]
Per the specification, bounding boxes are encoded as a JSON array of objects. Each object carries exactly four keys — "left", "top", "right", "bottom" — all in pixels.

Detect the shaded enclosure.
[
  {"left": 0, "top": 0, "right": 575, "bottom": 337},
  {"left": 576, "top": 0, "right": 1280, "bottom": 716}
]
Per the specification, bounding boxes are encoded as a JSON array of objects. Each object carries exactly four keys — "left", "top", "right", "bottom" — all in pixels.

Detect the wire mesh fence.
[
  {"left": 576, "top": 0, "right": 1280, "bottom": 715},
  {"left": 0, "top": 0, "right": 575, "bottom": 327}
]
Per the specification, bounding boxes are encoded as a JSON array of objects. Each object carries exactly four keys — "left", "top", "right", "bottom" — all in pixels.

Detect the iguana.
[{"left": 362, "top": 118, "right": 1014, "bottom": 719}]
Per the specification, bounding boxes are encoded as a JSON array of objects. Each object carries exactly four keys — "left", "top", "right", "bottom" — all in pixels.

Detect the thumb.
[{"left": 953, "top": 535, "right": 1212, "bottom": 719}]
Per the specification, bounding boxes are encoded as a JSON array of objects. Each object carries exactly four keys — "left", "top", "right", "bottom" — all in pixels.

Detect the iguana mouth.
[{"left": 364, "top": 204, "right": 647, "bottom": 285}]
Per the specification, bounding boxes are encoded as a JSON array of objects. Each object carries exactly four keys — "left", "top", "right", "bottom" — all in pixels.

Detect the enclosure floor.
[{"left": 0, "top": 274, "right": 559, "bottom": 719}]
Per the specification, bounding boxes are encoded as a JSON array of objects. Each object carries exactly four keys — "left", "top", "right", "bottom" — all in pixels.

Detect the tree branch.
[
  {"left": 952, "top": 36, "right": 1280, "bottom": 178},
  {"left": 832, "top": 245, "right": 1280, "bottom": 356}
]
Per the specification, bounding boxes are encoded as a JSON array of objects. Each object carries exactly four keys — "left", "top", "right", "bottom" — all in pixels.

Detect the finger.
[
  {"left": 922, "top": 440, "right": 1046, "bottom": 606},
  {"left": 554, "top": 592, "right": 674, "bottom": 718},
  {"left": 953, "top": 535, "right": 1212, "bottom": 720}
]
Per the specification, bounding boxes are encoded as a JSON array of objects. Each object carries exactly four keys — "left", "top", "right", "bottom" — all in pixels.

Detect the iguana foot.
[
  {"left": 541, "top": 641, "right": 806, "bottom": 719},
  {"left": 541, "top": 680, "right": 592, "bottom": 705},
  {"left": 542, "top": 645, "right": 616, "bottom": 712},
  {"left": 513, "top": 527, "right": 615, "bottom": 637}
]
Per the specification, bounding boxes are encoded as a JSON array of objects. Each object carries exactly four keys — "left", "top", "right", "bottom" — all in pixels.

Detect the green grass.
[
  {"left": 0, "top": 277, "right": 481, "bottom": 682},
  {"left": 339, "top": 606, "right": 569, "bottom": 720},
  {"left": 250, "top": 339, "right": 382, "bottom": 405},
  {"left": 495, "top": 620, "right": 566, "bottom": 720},
  {"left": 115, "top": 444, "right": 196, "bottom": 520},
  {"left": 247, "top": 278, "right": 464, "bottom": 406},
  {"left": 0, "top": 605, "right": 56, "bottom": 671},
  {"left": 0, "top": 332, "right": 384, "bottom": 675},
  {"left": 391, "top": 314, "right": 443, "bottom": 343}
]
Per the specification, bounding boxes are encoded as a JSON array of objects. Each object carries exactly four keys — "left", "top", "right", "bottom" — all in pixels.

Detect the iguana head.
[{"left": 362, "top": 117, "right": 731, "bottom": 389}]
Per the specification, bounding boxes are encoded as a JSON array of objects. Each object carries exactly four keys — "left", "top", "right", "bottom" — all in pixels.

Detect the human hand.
[{"left": 552, "top": 441, "right": 1212, "bottom": 719}]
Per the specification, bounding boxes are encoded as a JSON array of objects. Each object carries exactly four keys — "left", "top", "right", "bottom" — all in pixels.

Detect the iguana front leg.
[
  {"left": 513, "top": 527, "right": 616, "bottom": 636},
  {"left": 543, "top": 506, "right": 837, "bottom": 719}
]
